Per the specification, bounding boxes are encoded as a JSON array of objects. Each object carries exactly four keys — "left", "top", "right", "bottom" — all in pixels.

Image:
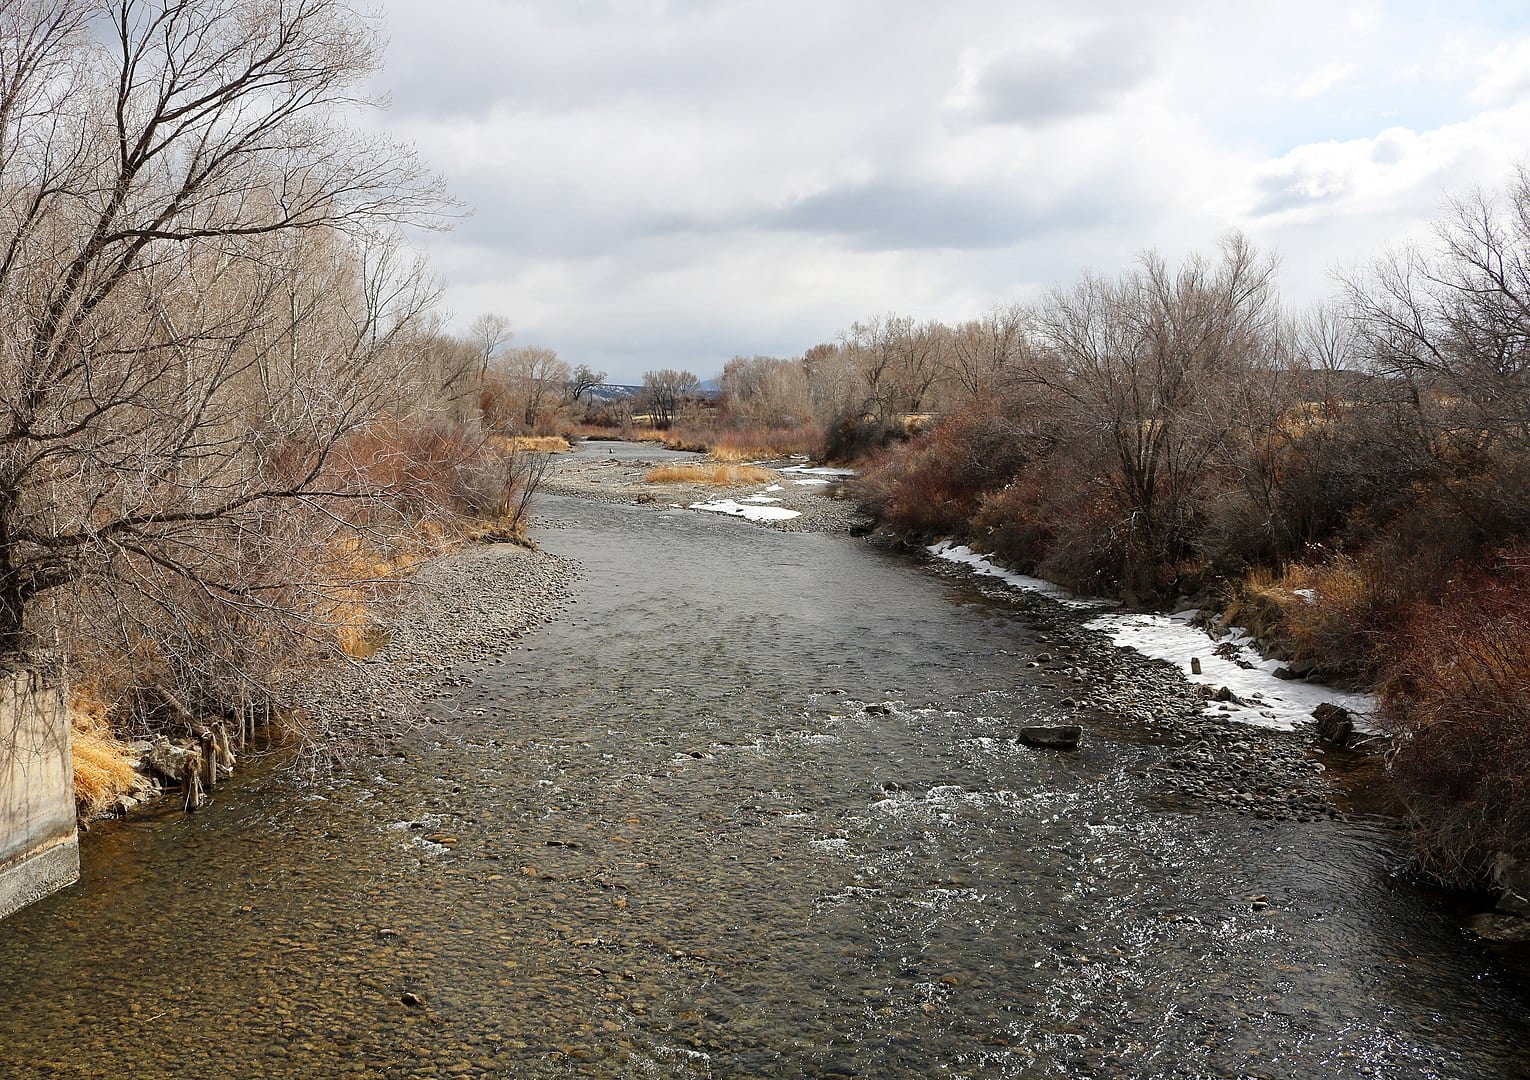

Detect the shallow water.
[{"left": 1, "top": 454, "right": 1526, "bottom": 1078}]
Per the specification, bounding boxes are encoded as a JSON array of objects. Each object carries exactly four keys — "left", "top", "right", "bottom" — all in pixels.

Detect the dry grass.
[
  {"left": 70, "top": 691, "right": 142, "bottom": 817},
  {"left": 662, "top": 425, "right": 823, "bottom": 460},
  {"left": 1269, "top": 556, "right": 1389, "bottom": 676},
  {"left": 705, "top": 444, "right": 765, "bottom": 463},
  {"left": 1216, "top": 555, "right": 1404, "bottom": 681},
  {"left": 489, "top": 435, "right": 571, "bottom": 453},
  {"left": 643, "top": 464, "right": 779, "bottom": 486},
  {"left": 316, "top": 530, "right": 452, "bottom": 658}
]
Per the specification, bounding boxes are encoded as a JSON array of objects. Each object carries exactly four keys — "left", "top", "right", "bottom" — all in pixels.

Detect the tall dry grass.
[
  {"left": 663, "top": 425, "right": 823, "bottom": 460},
  {"left": 572, "top": 423, "right": 667, "bottom": 443},
  {"left": 70, "top": 691, "right": 142, "bottom": 817},
  {"left": 490, "top": 435, "right": 571, "bottom": 453},
  {"left": 644, "top": 464, "right": 779, "bottom": 486}
]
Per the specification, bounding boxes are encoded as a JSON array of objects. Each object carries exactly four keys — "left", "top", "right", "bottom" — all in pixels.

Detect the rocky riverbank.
[
  {"left": 917, "top": 542, "right": 1530, "bottom": 945},
  {"left": 293, "top": 541, "right": 581, "bottom": 745},
  {"left": 106, "top": 541, "right": 581, "bottom": 813},
  {"left": 930, "top": 566, "right": 1345, "bottom": 825}
]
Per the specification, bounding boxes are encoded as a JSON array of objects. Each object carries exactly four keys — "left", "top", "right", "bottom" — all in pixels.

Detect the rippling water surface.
[{"left": 0, "top": 449, "right": 1525, "bottom": 1078}]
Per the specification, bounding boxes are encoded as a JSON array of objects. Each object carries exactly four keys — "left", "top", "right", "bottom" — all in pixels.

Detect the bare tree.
[
  {"left": 949, "top": 301, "right": 1034, "bottom": 400},
  {"left": 0, "top": 0, "right": 448, "bottom": 665},
  {"left": 1345, "top": 168, "right": 1530, "bottom": 536},
  {"left": 564, "top": 362, "right": 606, "bottom": 405},
  {"left": 486, "top": 345, "right": 570, "bottom": 432},
  {"left": 638, "top": 368, "right": 700, "bottom": 428},
  {"left": 1030, "top": 233, "right": 1282, "bottom": 590},
  {"left": 467, "top": 312, "right": 512, "bottom": 379},
  {"left": 839, "top": 314, "right": 947, "bottom": 425},
  {"left": 719, "top": 355, "right": 811, "bottom": 428}
]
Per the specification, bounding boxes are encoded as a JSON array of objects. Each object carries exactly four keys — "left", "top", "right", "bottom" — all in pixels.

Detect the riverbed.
[{"left": 0, "top": 444, "right": 1525, "bottom": 1078}]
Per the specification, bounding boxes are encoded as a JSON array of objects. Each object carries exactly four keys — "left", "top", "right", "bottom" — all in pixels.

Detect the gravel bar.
[{"left": 289, "top": 542, "right": 579, "bottom": 755}]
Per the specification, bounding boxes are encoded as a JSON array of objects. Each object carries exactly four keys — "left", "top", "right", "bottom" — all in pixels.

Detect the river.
[{"left": 0, "top": 443, "right": 1525, "bottom": 1078}]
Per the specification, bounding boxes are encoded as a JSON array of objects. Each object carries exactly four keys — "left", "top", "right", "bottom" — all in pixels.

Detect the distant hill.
[
  {"left": 585, "top": 381, "right": 721, "bottom": 402},
  {"left": 585, "top": 383, "right": 643, "bottom": 402}
]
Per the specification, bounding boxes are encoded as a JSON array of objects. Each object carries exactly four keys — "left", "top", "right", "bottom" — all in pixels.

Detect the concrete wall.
[{"left": 0, "top": 664, "right": 77, "bottom": 921}]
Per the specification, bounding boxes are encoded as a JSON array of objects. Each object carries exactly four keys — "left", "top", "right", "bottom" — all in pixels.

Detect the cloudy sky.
[{"left": 367, "top": 0, "right": 1530, "bottom": 382}]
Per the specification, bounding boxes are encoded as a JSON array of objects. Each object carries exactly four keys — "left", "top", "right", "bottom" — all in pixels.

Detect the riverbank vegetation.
[
  {"left": 0, "top": 1, "right": 562, "bottom": 809},
  {"left": 668, "top": 174, "right": 1530, "bottom": 892},
  {"left": 838, "top": 182, "right": 1526, "bottom": 891}
]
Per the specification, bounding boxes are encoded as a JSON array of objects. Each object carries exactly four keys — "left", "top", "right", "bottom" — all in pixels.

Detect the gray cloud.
[
  {"left": 1249, "top": 169, "right": 1349, "bottom": 216},
  {"left": 765, "top": 177, "right": 1124, "bottom": 252},
  {"left": 948, "top": 25, "right": 1155, "bottom": 127}
]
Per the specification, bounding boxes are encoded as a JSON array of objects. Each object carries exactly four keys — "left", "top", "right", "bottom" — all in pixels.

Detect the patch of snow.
[
  {"left": 1292, "top": 588, "right": 1316, "bottom": 602},
  {"left": 764, "top": 484, "right": 784, "bottom": 492},
  {"left": 927, "top": 542, "right": 1103, "bottom": 609},
  {"left": 788, "top": 477, "right": 830, "bottom": 486},
  {"left": 781, "top": 464, "right": 858, "bottom": 477},
  {"left": 742, "top": 494, "right": 781, "bottom": 503},
  {"left": 929, "top": 540, "right": 1375, "bottom": 734},
  {"left": 1085, "top": 609, "right": 1377, "bottom": 732},
  {"left": 690, "top": 499, "right": 802, "bottom": 522}
]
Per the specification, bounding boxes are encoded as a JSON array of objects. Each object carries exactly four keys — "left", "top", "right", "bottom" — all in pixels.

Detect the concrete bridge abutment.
[{"left": 0, "top": 663, "right": 78, "bottom": 920}]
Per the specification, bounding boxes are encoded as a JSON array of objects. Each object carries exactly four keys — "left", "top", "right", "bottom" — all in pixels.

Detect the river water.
[{"left": 0, "top": 447, "right": 1526, "bottom": 1078}]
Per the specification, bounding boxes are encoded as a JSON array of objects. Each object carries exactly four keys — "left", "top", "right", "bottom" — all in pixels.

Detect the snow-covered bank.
[
  {"left": 928, "top": 541, "right": 1376, "bottom": 732},
  {"left": 928, "top": 542, "right": 1104, "bottom": 610},
  {"left": 691, "top": 499, "right": 802, "bottom": 522},
  {"left": 1086, "top": 611, "right": 1376, "bottom": 731},
  {"left": 781, "top": 465, "right": 858, "bottom": 478}
]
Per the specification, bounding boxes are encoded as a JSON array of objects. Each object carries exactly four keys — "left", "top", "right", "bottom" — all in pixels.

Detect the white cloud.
[
  {"left": 1246, "top": 103, "right": 1530, "bottom": 226},
  {"left": 1473, "top": 37, "right": 1530, "bottom": 105},
  {"left": 1293, "top": 61, "right": 1356, "bottom": 99},
  {"left": 364, "top": 1, "right": 1530, "bottom": 380}
]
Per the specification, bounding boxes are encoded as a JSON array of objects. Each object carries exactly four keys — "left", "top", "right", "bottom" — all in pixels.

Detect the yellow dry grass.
[
  {"left": 706, "top": 444, "right": 776, "bottom": 463},
  {"left": 317, "top": 529, "right": 455, "bottom": 658},
  {"left": 70, "top": 691, "right": 140, "bottom": 817},
  {"left": 489, "top": 435, "right": 571, "bottom": 453},
  {"left": 662, "top": 425, "right": 824, "bottom": 460},
  {"left": 643, "top": 464, "right": 779, "bottom": 486}
]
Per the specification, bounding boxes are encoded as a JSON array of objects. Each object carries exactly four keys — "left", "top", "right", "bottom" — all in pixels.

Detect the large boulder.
[
  {"left": 1018, "top": 725, "right": 1082, "bottom": 751},
  {"left": 1312, "top": 703, "right": 1353, "bottom": 747},
  {"left": 140, "top": 738, "right": 199, "bottom": 784}
]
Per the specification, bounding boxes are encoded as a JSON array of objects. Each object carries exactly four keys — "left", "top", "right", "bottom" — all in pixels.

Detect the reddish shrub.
[
  {"left": 1380, "top": 548, "right": 1530, "bottom": 884},
  {"left": 858, "top": 400, "right": 1036, "bottom": 537},
  {"left": 327, "top": 417, "right": 514, "bottom": 522}
]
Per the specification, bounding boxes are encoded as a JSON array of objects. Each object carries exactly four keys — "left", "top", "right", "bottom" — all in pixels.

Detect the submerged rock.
[
  {"left": 1491, "top": 853, "right": 1530, "bottom": 917},
  {"left": 1465, "top": 912, "right": 1530, "bottom": 945},
  {"left": 1017, "top": 725, "right": 1082, "bottom": 750}
]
